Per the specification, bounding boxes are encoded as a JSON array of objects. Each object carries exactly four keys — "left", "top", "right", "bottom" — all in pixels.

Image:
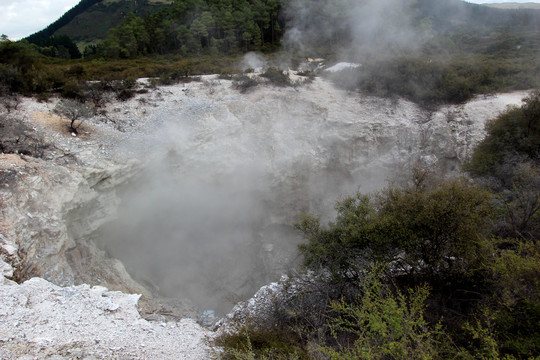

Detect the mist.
[
  {"left": 94, "top": 75, "right": 446, "bottom": 315},
  {"left": 98, "top": 161, "right": 276, "bottom": 314},
  {"left": 283, "top": 0, "right": 431, "bottom": 60}
]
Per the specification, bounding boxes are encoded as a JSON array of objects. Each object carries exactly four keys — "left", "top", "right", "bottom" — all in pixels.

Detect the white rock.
[{"left": 325, "top": 62, "right": 361, "bottom": 72}]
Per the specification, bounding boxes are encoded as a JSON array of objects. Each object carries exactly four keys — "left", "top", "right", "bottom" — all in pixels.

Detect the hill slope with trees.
[
  {"left": 26, "top": 0, "right": 172, "bottom": 52},
  {"left": 0, "top": 0, "right": 537, "bottom": 107}
]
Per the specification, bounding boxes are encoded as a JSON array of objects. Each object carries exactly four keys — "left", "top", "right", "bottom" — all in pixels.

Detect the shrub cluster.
[
  {"left": 327, "top": 54, "right": 540, "bottom": 108},
  {"left": 232, "top": 74, "right": 259, "bottom": 93},
  {"left": 0, "top": 38, "right": 239, "bottom": 100},
  {"left": 467, "top": 91, "right": 540, "bottom": 176},
  {"left": 260, "top": 67, "right": 291, "bottom": 87},
  {"left": 326, "top": 26, "right": 540, "bottom": 107}
]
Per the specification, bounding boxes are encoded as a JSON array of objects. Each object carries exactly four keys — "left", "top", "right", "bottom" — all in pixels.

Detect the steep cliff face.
[{"left": 0, "top": 76, "right": 529, "bottom": 319}]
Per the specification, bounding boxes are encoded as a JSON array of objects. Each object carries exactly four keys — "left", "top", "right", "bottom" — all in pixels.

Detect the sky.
[
  {"left": 0, "top": 0, "right": 540, "bottom": 40},
  {"left": 0, "top": 0, "right": 80, "bottom": 40}
]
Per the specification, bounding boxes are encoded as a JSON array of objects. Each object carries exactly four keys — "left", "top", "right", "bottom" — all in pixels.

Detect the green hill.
[{"left": 27, "top": 0, "right": 172, "bottom": 50}]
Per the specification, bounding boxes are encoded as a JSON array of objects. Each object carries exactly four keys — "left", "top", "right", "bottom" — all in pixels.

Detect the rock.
[
  {"left": 0, "top": 277, "right": 212, "bottom": 359},
  {"left": 0, "top": 259, "right": 14, "bottom": 284}
]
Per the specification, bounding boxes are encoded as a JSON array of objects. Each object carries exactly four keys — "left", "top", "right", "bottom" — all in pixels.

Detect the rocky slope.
[
  {"left": 0, "top": 74, "right": 530, "bottom": 358},
  {"left": 0, "top": 275, "right": 211, "bottom": 359}
]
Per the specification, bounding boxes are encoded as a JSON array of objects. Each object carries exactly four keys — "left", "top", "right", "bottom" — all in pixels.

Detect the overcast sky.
[{"left": 1, "top": 0, "right": 539, "bottom": 40}]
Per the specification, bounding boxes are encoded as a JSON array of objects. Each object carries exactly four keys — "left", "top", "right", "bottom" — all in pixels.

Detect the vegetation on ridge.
[{"left": 0, "top": 0, "right": 538, "bottom": 106}]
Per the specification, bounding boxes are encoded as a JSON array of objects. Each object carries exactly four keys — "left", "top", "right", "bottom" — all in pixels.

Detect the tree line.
[
  {"left": 95, "top": 0, "right": 282, "bottom": 58},
  {"left": 22, "top": 0, "right": 540, "bottom": 61}
]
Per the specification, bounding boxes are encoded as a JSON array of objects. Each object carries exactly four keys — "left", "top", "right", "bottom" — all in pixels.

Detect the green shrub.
[
  {"left": 485, "top": 241, "right": 540, "bottom": 357},
  {"left": 466, "top": 91, "right": 540, "bottom": 176},
  {"left": 296, "top": 179, "right": 494, "bottom": 282},
  {"left": 232, "top": 74, "right": 259, "bottom": 93},
  {"left": 320, "top": 267, "right": 448, "bottom": 360},
  {"left": 261, "top": 67, "right": 291, "bottom": 87},
  {"left": 61, "top": 80, "right": 86, "bottom": 100},
  {"left": 214, "top": 325, "right": 307, "bottom": 360}
]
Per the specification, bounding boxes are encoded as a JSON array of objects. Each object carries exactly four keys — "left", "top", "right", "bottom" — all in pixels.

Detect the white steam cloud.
[
  {"left": 96, "top": 79, "right": 413, "bottom": 315},
  {"left": 284, "top": 0, "right": 431, "bottom": 59}
]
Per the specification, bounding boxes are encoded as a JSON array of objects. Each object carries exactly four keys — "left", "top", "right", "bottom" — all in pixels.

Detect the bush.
[
  {"left": 107, "top": 78, "right": 137, "bottom": 101},
  {"left": 466, "top": 91, "right": 540, "bottom": 176},
  {"left": 61, "top": 80, "right": 86, "bottom": 100},
  {"left": 261, "top": 67, "right": 291, "bottom": 87},
  {"left": 296, "top": 179, "right": 494, "bottom": 283},
  {"left": 232, "top": 74, "right": 259, "bottom": 93},
  {"left": 214, "top": 325, "right": 307, "bottom": 360},
  {"left": 84, "top": 81, "right": 110, "bottom": 107},
  {"left": 485, "top": 241, "right": 540, "bottom": 357},
  {"left": 216, "top": 168, "right": 538, "bottom": 359},
  {"left": 466, "top": 92, "right": 540, "bottom": 241},
  {"left": 320, "top": 267, "right": 448, "bottom": 360}
]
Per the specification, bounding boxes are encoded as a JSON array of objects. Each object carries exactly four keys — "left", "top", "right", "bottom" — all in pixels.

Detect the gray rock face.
[{"left": 0, "top": 151, "right": 146, "bottom": 294}]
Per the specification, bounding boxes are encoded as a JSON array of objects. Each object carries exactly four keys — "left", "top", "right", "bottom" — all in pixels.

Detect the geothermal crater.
[{"left": 1, "top": 75, "right": 528, "bottom": 320}]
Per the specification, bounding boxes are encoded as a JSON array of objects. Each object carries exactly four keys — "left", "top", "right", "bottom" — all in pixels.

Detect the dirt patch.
[
  {"left": 29, "top": 111, "right": 92, "bottom": 140},
  {"left": 30, "top": 111, "right": 68, "bottom": 134},
  {"left": 0, "top": 153, "right": 28, "bottom": 169}
]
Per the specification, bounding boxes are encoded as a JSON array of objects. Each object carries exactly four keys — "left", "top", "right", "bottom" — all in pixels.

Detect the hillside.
[
  {"left": 27, "top": 0, "right": 172, "bottom": 49},
  {"left": 26, "top": 0, "right": 540, "bottom": 56},
  {"left": 416, "top": 0, "right": 540, "bottom": 31}
]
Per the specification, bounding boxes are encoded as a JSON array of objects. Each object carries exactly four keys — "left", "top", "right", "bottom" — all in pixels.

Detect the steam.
[
  {"left": 240, "top": 52, "right": 267, "bottom": 72},
  {"left": 99, "top": 161, "right": 272, "bottom": 314},
  {"left": 283, "top": 0, "right": 431, "bottom": 59},
  {"left": 96, "top": 80, "right": 407, "bottom": 315}
]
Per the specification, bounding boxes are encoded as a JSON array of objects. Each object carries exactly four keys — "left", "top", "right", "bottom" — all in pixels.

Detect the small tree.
[
  {"left": 0, "top": 85, "right": 20, "bottom": 113},
  {"left": 53, "top": 99, "right": 94, "bottom": 134}
]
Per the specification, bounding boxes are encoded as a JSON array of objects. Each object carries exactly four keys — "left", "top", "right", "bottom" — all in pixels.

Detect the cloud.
[{"left": 0, "top": 0, "right": 79, "bottom": 40}]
